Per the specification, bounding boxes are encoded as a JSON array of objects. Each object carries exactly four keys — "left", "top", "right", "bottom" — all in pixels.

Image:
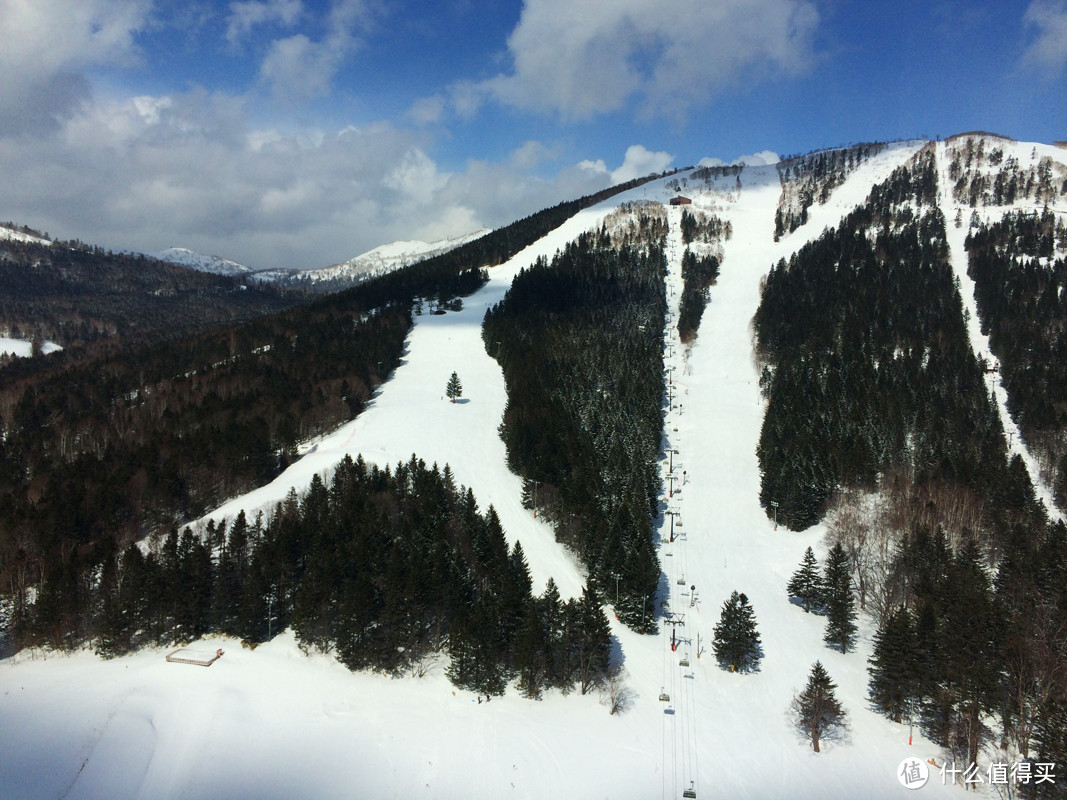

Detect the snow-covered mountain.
[
  {"left": 253, "top": 228, "right": 492, "bottom": 289},
  {"left": 313, "top": 228, "right": 491, "bottom": 283},
  {"left": 153, "top": 247, "right": 253, "bottom": 276},
  {"left": 2, "top": 136, "right": 1065, "bottom": 800}
]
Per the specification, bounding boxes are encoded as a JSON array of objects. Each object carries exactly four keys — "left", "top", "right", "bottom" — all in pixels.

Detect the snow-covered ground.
[
  {"left": 0, "top": 146, "right": 1022, "bottom": 799},
  {"left": 0, "top": 224, "right": 51, "bottom": 246},
  {"left": 0, "top": 336, "right": 62, "bottom": 358}
]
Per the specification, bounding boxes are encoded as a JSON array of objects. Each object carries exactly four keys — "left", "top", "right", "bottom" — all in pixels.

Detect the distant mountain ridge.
[
  {"left": 153, "top": 247, "right": 252, "bottom": 276},
  {"left": 253, "top": 228, "right": 492, "bottom": 291}
]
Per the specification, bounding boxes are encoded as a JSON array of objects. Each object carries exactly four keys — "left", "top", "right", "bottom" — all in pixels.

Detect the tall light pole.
[{"left": 770, "top": 500, "right": 779, "bottom": 531}]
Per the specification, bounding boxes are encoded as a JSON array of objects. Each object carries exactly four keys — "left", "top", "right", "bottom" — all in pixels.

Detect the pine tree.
[
  {"left": 514, "top": 604, "right": 547, "bottom": 699},
  {"left": 792, "top": 660, "right": 847, "bottom": 752},
  {"left": 539, "top": 578, "right": 570, "bottom": 689},
  {"left": 787, "top": 546, "right": 824, "bottom": 613},
  {"left": 867, "top": 605, "right": 921, "bottom": 723},
  {"left": 571, "top": 585, "right": 613, "bottom": 695},
  {"left": 446, "top": 371, "right": 463, "bottom": 402},
  {"left": 823, "top": 542, "right": 857, "bottom": 653},
  {"left": 711, "top": 590, "right": 763, "bottom": 673}
]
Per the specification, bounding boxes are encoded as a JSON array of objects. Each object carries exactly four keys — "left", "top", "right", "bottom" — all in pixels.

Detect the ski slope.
[
  {"left": 935, "top": 139, "right": 1065, "bottom": 523},
  {"left": 0, "top": 147, "right": 1011, "bottom": 800}
]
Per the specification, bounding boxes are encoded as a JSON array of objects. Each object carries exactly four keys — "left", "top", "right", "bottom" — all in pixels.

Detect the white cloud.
[
  {"left": 478, "top": 0, "right": 819, "bottom": 120},
  {"left": 407, "top": 94, "right": 447, "bottom": 125},
  {"left": 0, "top": 0, "right": 151, "bottom": 134},
  {"left": 509, "top": 140, "right": 561, "bottom": 170},
  {"left": 1021, "top": 0, "right": 1067, "bottom": 75},
  {"left": 609, "top": 144, "right": 674, "bottom": 185},
  {"left": 257, "top": 0, "right": 373, "bottom": 102},
  {"left": 384, "top": 148, "right": 449, "bottom": 204},
  {"left": 260, "top": 34, "right": 338, "bottom": 100},
  {"left": 226, "top": 0, "right": 303, "bottom": 45}
]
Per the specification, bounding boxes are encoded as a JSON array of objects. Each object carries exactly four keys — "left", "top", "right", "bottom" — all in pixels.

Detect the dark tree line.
[
  {"left": 966, "top": 210, "right": 1067, "bottom": 509},
  {"left": 12, "top": 454, "right": 615, "bottom": 698},
  {"left": 483, "top": 222, "right": 666, "bottom": 631},
  {"left": 677, "top": 248, "right": 720, "bottom": 343},
  {"left": 755, "top": 147, "right": 1013, "bottom": 531},
  {"left": 676, "top": 209, "right": 726, "bottom": 343}
]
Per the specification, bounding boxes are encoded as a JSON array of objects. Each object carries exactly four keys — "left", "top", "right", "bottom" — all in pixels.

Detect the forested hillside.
[
  {"left": 966, "top": 210, "right": 1067, "bottom": 507},
  {"left": 758, "top": 145, "right": 1067, "bottom": 783},
  {"left": 755, "top": 147, "right": 1019, "bottom": 531},
  {"left": 0, "top": 240, "right": 301, "bottom": 360},
  {"left": 0, "top": 176, "right": 664, "bottom": 657},
  {"left": 29, "top": 454, "right": 613, "bottom": 699},
  {"left": 483, "top": 204, "right": 667, "bottom": 630}
]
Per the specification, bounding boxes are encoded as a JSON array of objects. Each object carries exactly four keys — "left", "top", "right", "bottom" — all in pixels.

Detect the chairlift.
[
  {"left": 683, "top": 783, "right": 697, "bottom": 799},
  {"left": 659, "top": 689, "right": 671, "bottom": 702},
  {"left": 677, "top": 576, "right": 686, "bottom": 585},
  {"left": 679, "top": 656, "right": 690, "bottom": 667}
]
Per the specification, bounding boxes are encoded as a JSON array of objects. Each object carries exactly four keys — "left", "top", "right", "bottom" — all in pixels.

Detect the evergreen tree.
[
  {"left": 711, "top": 591, "right": 763, "bottom": 673},
  {"left": 95, "top": 546, "right": 130, "bottom": 658},
  {"left": 787, "top": 546, "right": 824, "bottom": 613},
  {"left": 446, "top": 371, "right": 463, "bottom": 402},
  {"left": 792, "top": 660, "right": 847, "bottom": 752},
  {"left": 1034, "top": 697, "right": 1067, "bottom": 800},
  {"left": 570, "top": 585, "right": 613, "bottom": 695},
  {"left": 823, "top": 542, "right": 857, "bottom": 653},
  {"left": 539, "top": 578, "right": 570, "bottom": 689},
  {"left": 514, "top": 604, "right": 547, "bottom": 699},
  {"left": 927, "top": 539, "right": 1001, "bottom": 769},
  {"left": 867, "top": 605, "right": 921, "bottom": 723}
]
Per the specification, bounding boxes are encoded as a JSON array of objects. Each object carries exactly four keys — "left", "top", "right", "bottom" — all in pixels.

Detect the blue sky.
[{"left": 0, "top": 0, "right": 1064, "bottom": 269}]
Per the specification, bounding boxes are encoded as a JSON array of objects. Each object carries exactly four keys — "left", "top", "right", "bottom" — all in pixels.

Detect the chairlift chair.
[
  {"left": 659, "top": 688, "right": 671, "bottom": 702},
  {"left": 683, "top": 783, "right": 697, "bottom": 799}
]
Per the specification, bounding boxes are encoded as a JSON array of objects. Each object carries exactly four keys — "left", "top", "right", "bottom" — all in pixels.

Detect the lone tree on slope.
[
  {"left": 446, "top": 371, "right": 463, "bottom": 403},
  {"left": 711, "top": 590, "right": 762, "bottom": 673},
  {"left": 787, "top": 546, "right": 824, "bottom": 613},
  {"left": 791, "top": 660, "right": 847, "bottom": 753}
]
